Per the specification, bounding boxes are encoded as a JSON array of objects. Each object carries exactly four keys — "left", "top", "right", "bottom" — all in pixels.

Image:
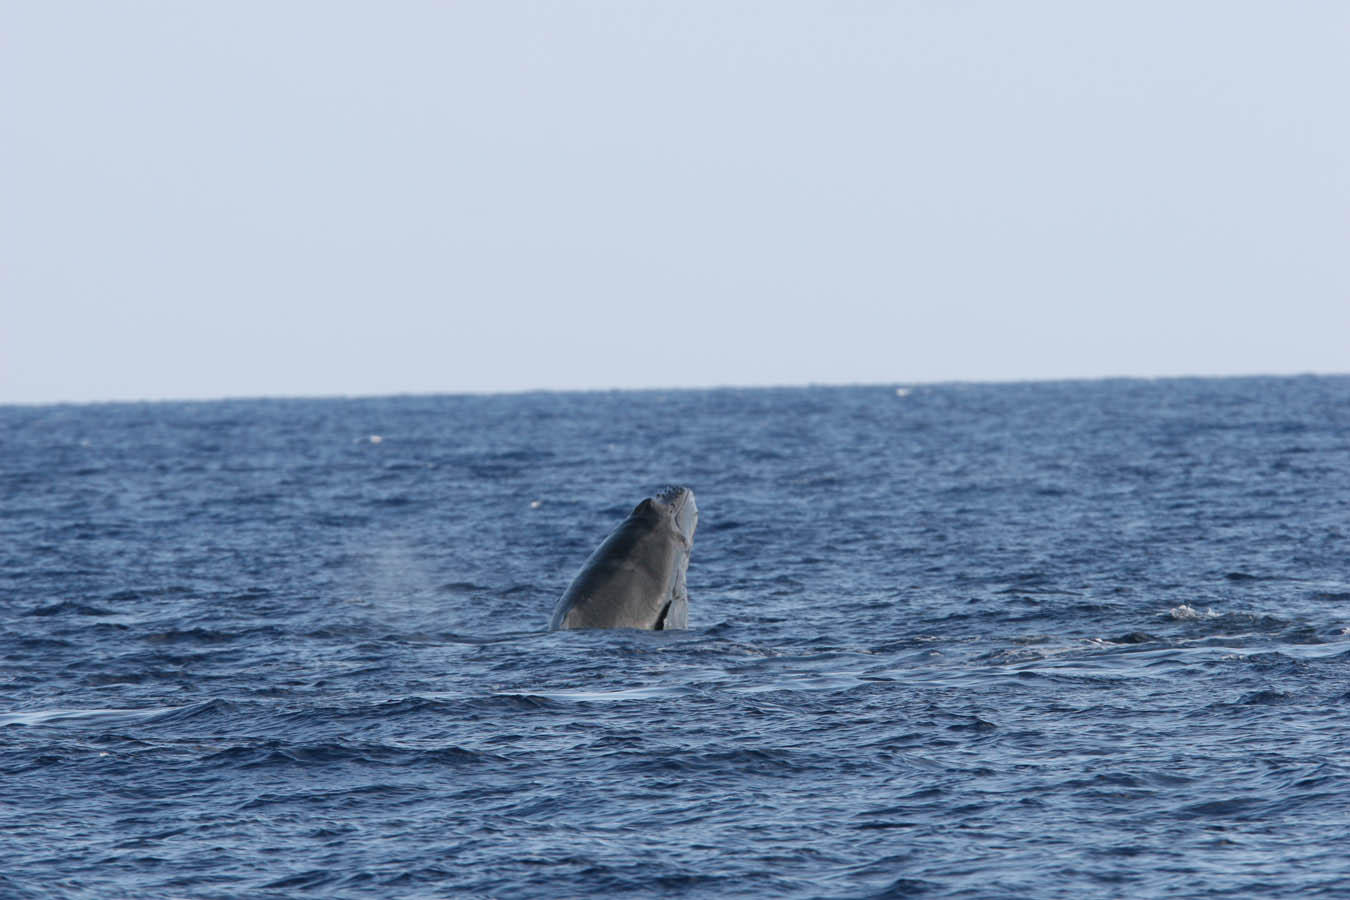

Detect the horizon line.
[{"left": 3, "top": 369, "right": 1347, "bottom": 409}]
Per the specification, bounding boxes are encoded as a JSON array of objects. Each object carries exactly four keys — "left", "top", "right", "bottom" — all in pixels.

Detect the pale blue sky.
[{"left": 3, "top": 2, "right": 1347, "bottom": 404}]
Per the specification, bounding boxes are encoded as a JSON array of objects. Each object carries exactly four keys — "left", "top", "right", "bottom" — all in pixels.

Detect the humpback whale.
[{"left": 548, "top": 486, "right": 697, "bottom": 631}]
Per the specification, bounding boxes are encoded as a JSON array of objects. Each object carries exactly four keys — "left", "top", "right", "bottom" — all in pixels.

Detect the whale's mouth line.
[{"left": 657, "top": 486, "right": 697, "bottom": 544}]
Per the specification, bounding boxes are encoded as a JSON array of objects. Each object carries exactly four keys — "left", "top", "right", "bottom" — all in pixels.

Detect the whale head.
[{"left": 652, "top": 485, "right": 698, "bottom": 549}]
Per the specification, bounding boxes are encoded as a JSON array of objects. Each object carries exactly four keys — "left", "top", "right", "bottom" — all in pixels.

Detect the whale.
[{"left": 548, "top": 486, "right": 697, "bottom": 631}]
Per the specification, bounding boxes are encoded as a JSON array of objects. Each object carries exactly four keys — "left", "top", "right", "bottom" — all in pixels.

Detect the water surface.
[{"left": 3, "top": 377, "right": 1349, "bottom": 898}]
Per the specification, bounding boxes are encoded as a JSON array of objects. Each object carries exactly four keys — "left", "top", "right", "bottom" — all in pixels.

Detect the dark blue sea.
[{"left": 3, "top": 376, "right": 1349, "bottom": 899}]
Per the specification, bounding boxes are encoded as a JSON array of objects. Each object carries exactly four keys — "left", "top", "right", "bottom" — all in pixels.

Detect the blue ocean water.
[{"left": 2, "top": 376, "right": 1349, "bottom": 899}]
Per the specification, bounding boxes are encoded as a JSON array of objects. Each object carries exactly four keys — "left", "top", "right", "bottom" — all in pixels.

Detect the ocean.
[{"left": 2, "top": 376, "right": 1348, "bottom": 899}]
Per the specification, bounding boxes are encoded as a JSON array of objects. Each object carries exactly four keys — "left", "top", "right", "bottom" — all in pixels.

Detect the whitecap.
[{"left": 1169, "top": 603, "right": 1218, "bottom": 620}]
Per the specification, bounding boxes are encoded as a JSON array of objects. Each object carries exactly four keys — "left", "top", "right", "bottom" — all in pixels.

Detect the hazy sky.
[{"left": 3, "top": 2, "right": 1347, "bottom": 404}]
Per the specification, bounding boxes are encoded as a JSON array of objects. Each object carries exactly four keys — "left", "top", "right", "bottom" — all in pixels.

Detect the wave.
[{"left": 204, "top": 740, "right": 506, "bottom": 770}]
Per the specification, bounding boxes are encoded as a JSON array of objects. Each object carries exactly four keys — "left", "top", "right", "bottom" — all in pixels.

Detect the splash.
[{"left": 1169, "top": 603, "right": 1218, "bottom": 620}]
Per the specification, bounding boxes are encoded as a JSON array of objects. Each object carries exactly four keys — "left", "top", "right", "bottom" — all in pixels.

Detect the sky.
[{"left": 2, "top": 1, "right": 1347, "bottom": 404}]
